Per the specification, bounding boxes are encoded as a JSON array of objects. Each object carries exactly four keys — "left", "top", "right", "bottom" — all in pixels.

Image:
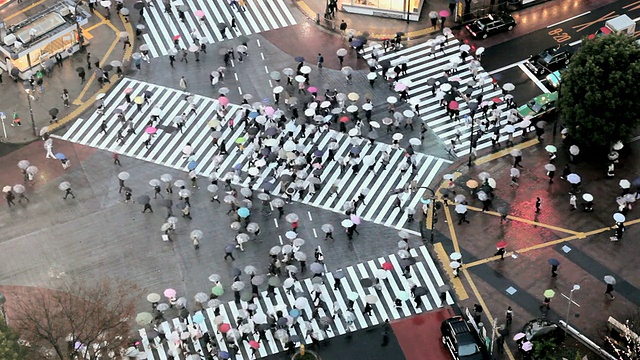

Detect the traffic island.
[{"left": 292, "top": 348, "right": 320, "bottom": 360}]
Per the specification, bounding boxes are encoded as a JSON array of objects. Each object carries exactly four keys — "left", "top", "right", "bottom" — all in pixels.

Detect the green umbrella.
[{"left": 212, "top": 286, "right": 224, "bottom": 296}]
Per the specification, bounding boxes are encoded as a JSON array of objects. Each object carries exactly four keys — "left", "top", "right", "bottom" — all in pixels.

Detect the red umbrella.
[
  {"left": 439, "top": 10, "right": 450, "bottom": 17},
  {"left": 249, "top": 340, "right": 260, "bottom": 349},
  {"left": 448, "top": 101, "right": 459, "bottom": 110},
  {"left": 492, "top": 97, "right": 503, "bottom": 103},
  {"left": 382, "top": 262, "right": 393, "bottom": 270},
  {"left": 172, "top": 34, "right": 181, "bottom": 41},
  {"left": 340, "top": 116, "right": 349, "bottom": 123},
  {"left": 219, "top": 323, "right": 231, "bottom": 333},
  {"left": 496, "top": 241, "right": 507, "bottom": 249}
]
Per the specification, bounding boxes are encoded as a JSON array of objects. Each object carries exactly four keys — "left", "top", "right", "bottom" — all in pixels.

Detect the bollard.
[
  {"left": 300, "top": 344, "right": 306, "bottom": 355},
  {"left": 316, "top": 13, "right": 320, "bottom": 24}
]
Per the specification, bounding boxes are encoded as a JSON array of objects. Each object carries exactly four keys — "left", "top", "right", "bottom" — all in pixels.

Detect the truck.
[{"left": 588, "top": 14, "right": 636, "bottom": 39}]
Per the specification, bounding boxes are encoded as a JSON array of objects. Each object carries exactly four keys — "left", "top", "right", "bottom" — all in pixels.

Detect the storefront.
[
  {"left": 0, "top": 0, "right": 89, "bottom": 79},
  {"left": 341, "top": 0, "right": 424, "bottom": 22}
]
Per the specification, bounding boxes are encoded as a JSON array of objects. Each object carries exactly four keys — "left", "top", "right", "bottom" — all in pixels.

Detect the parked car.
[
  {"left": 517, "top": 92, "right": 558, "bottom": 120},
  {"left": 441, "top": 316, "right": 489, "bottom": 360},
  {"left": 545, "top": 70, "right": 562, "bottom": 89},
  {"left": 525, "top": 45, "right": 573, "bottom": 77},
  {"left": 465, "top": 13, "right": 516, "bottom": 39}
]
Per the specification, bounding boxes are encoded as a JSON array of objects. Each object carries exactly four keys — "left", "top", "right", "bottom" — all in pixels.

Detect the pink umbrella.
[
  {"left": 219, "top": 323, "right": 231, "bottom": 333},
  {"left": 264, "top": 106, "right": 275, "bottom": 116},
  {"left": 350, "top": 214, "right": 361, "bottom": 225},
  {"left": 124, "top": 87, "right": 134, "bottom": 94},
  {"left": 308, "top": 86, "right": 318, "bottom": 93},
  {"left": 394, "top": 83, "right": 407, "bottom": 91},
  {"left": 194, "top": 9, "right": 205, "bottom": 17},
  {"left": 164, "top": 288, "right": 177, "bottom": 298},
  {"left": 145, "top": 127, "right": 157, "bottom": 134},
  {"left": 249, "top": 340, "right": 260, "bottom": 349},
  {"left": 448, "top": 101, "right": 459, "bottom": 110},
  {"left": 439, "top": 10, "right": 450, "bottom": 17},
  {"left": 218, "top": 96, "right": 229, "bottom": 106}
]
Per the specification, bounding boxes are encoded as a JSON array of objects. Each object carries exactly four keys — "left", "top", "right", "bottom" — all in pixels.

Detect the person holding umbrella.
[
  {"left": 604, "top": 276, "right": 616, "bottom": 299},
  {"left": 494, "top": 241, "right": 507, "bottom": 260},
  {"left": 548, "top": 258, "right": 559, "bottom": 277}
]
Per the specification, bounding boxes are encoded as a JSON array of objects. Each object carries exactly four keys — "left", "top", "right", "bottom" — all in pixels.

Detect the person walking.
[
  {"left": 551, "top": 263, "right": 559, "bottom": 277},
  {"left": 494, "top": 246, "right": 506, "bottom": 260},
  {"left": 5, "top": 191, "right": 16, "bottom": 207},
  {"left": 61, "top": 89, "right": 70, "bottom": 107},
  {"left": 224, "top": 246, "right": 235, "bottom": 261},
  {"left": 86, "top": 53, "right": 92, "bottom": 70},
  {"left": 182, "top": 204, "right": 192, "bottom": 219},
  {"left": 142, "top": 202, "right": 153, "bottom": 213},
  {"left": 63, "top": 187, "right": 75, "bottom": 199},
  {"left": 333, "top": 276, "right": 342, "bottom": 290},
  {"left": 113, "top": 152, "right": 121, "bottom": 165},
  {"left": 45, "top": 141, "right": 55, "bottom": 159},
  {"left": 179, "top": 76, "right": 187, "bottom": 91},
  {"left": 535, "top": 197, "right": 541, "bottom": 213},
  {"left": 317, "top": 53, "right": 324, "bottom": 69},
  {"left": 362, "top": 303, "right": 373, "bottom": 316},
  {"left": 118, "top": 178, "right": 126, "bottom": 193},
  {"left": 605, "top": 282, "right": 615, "bottom": 300},
  {"left": 569, "top": 194, "right": 577, "bottom": 210}
]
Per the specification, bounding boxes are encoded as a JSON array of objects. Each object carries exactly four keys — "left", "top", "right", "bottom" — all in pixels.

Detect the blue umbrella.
[
  {"left": 233, "top": 163, "right": 243, "bottom": 170},
  {"left": 219, "top": 351, "right": 230, "bottom": 359},
  {"left": 55, "top": 153, "right": 67, "bottom": 160},
  {"left": 261, "top": 148, "right": 270, "bottom": 156},
  {"left": 313, "top": 150, "right": 324, "bottom": 157},
  {"left": 237, "top": 207, "right": 250, "bottom": 218},
  {"left": 351, "top": 39, "right": 363, "bottom": 48},
  {"left": 289, "top": 308, "right": 300, "bottom": 318},
  {"left": 295, "top": 56, "right": 305, "bottom": 62},
  {"left": 248, "top": 111, "right": 259, "bottom": 119},
  {"left": 349, "top": 146, "right": 361, "bottom": 154},
  {"left": 225, "top": 244, "right": 236, "bottom": 253},
  {"left": 193, "top": 312, "right": 205, "bottom": 323},
  {"left": 187, "top": 160, "right": 197, "bottom": 170},
  {"left": 262, "top": 98, "right": 271, "bottom": 104},
  {"left": 548, "top": 258, "right": 560, "bottom": 266}
]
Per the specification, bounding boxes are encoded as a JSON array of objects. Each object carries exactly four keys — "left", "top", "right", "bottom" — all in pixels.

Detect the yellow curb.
[
  {"left": 434, "top": 243, "right": 469, "bottom": 300},
  {"left": 122, "top": 15, "right": 135, "bottom": 60},
  {"left": 295, "top": 0, "right": 317, "bottom": 20},
  {"left": 463, "top": 205, "right": 582, "bottom": 235},
  {"left": 473, "top": 138, "right": 539, "bottom": 166}
]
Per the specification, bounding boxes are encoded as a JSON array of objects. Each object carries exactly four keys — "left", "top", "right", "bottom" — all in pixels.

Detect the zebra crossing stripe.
[
  {"left": 141, "top": 0, "right": 296, "bottom": 57},
  {"left": 136, "top": 245, "right": 453, "bottom": 359}
]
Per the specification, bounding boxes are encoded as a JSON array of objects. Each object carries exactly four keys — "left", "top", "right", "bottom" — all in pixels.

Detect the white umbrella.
[
  {"left": 619, "top": 179, "right": 631, "bottom": 189},
  {"left": 194, "top": 292, "right": 208, "bottom": 303},
  {"left": 285, "top": 213, "right": 299, "bottom": 223},
  {"left": 118, "top": 171, "right": 130, "bottom": 180},
  {"left": 365, "top": 294, "right": 378, "bottom": 304},
  {"left": 566, "top": 173, "right": 581, "bottom": 184},
  {"left": 454, "top": 204, "right": 467, "bottom": 214},
  {"left": 502, "top": 83, "right": 515, "bottom": 91},
  {"left": 300, "top": 66, "right": 311, "bottom": 74},
  {"left": 273, "top": 86, "right": 284, "bottom": 94},
  {"left": 337, "top": 48, "right": 347, "bottom": 56},
  {"left": 387, "top": 96, "right": 397, "bottom": 104},
  {"left": 569, "top": 145, "right": 580, "bottom": 155},
  {"left": 161, "top": 174, "right": 173, "bottom": 182},
  {"left": 392, "top": 133, "right": 403, "bottom": 141},
  {"left": 208, "top": 274, "right": 221, "bottom": 282},
  {"left": 17, "top": 160, "right": 30, "bottom": 170},
  {"left": 12, "top": 184, "right": 25, "bottom": 194},
  {"left": 582, "top": 193, "right": 593, "bottom": 202},
  {"left": 341, "top": 219, "right": 353, "bottom": 228}
]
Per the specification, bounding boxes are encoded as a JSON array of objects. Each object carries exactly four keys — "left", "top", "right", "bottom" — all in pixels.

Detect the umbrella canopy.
[
  {"left": 285, "top": 213, "right": 299, "bottom": 223},
  {"left": 136, "top": 312, "right": 153, "bottom": 326},
  {"left": 604, "top": 275, "right": 616, "bottom": 285},
  {"left": 613, "top": 213, "right": 626, "bottom": 223},
  {"left": 543, "top": 289, "right": 556, "bottom": 298},
  {"left": 310, "top": 262, "right": 324, "bottom": 273},
  {"left": 147, "top": 293, "right": 161, "bottom": 303},
  {"left": 136, "top": 195, "right": 150, "bottom": 204},
  {"left": 365, "top": 294, "right": 378, "bottom": 304},
  {"left": 414, "top": 287, "right": 428, "bottom": 297},
  {"left": 118, "top": 171, "right": 130, "bottom": 180},
  {"left": 566, "top": 173, "right": 581, "bottom": 184},
  {"left": 619, "top": 179, "right": 631, "bottom": 189}
]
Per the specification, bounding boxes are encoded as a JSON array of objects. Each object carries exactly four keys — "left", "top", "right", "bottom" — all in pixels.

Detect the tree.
[
  {"left": 558, "top": 33, "right": 640, "bottom": 150},
  {"left": 0, "top": 323, "right": 31, "bottom": 359},
  {"left": 9, "top": 277, "right": 141, "bottom": 360}
]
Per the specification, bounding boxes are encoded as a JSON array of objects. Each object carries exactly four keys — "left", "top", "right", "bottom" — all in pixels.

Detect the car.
[
  {"left": 441, "top": 316, "right": 489, "bottom": 360},
  {"left": 525, "top": 45, "right": 573, "bottom": 77},
  {"left": 517, "top": 92, "right": 558, "bottom": 120},
  {"left": 465, "top": 13, "right": 516, "bottom": 39},
  {"left": 545, "top": 70, "right": 562, "bottom": 89}
]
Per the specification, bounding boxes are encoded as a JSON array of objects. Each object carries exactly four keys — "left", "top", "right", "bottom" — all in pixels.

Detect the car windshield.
[
  {"left": 542, "top": 53, "right": 554, "bottom": 63},
  {"left": 528, "top": 100, "right": 542, "bottom": 113},
  {"left": 475, "top": 20, "right": 488, "bottom": 30},
  {"left": 459, "top": 343, "right": 480, "bottom": 356}
]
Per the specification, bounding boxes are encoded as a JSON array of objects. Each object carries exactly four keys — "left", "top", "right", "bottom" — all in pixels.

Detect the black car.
[
  {"left": 465, "top": 13, "right": 516, "bottom": 39},
  {"left": 525, "top": 45, "right": 573, "bottom": 77},
  {"left": 441, "top": 316, "right": 489, "bottom": 360}
]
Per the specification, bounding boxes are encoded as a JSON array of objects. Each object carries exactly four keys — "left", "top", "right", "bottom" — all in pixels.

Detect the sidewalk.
[
  {"left": 294, "top": 0, "right": 454, "bottom": 41},
  {"left": 0, "top": 0, "right": 135, "bottom": 144}
]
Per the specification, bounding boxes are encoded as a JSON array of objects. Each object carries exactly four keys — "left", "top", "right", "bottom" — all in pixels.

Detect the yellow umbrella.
[
  {"left": 208, "top": 118, "right": 220, "bottom": 128},
  {"left": 134, "top": 96, "right": 144, "bottom": 104},
  {"left": 347, "top": 92, "right": 359, "bottom": 101},
  {"left": 466, "top": 179, "right": 479, "bottom": 189}
]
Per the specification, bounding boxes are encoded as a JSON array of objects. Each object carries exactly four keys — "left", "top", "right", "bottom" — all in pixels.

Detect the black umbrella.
[
  {"left": 265, "top": 127, "right": 278, "bottom": 136},
  {"left": 260, "top": 181, "right": 275, "bottom": 192},
  {"left": 76, "top": 67, "right": 85, "bottom": 73},
  {"left": 356, "top": 36, "right": 368, "bottom": 45},
  {"left": 238, "top": 35, "right": 249, "bottom": 44},
  {"left": 144, "top": 90, "right": 154, "bottom": 97},
  {"left": 414, "top": 287, "right": 428, "bottom": 297},
  {"left": 49, "top": 108, "right": 59, "bottom": 116},
  {"left": 360, "top": 278, "right": 373, "bottom": 287},
  {"left": 379, "top": 59, "right": 391, "bottom": 68},
  {"left": 218, "top": 22, "right": 227, "bottom": 29},
  {"left": 133, "top": 1, "right": 145, "bottom": 9},
  {"left": 137, "top": 195, "right": 150, "bottom": 204},
  {"left": 399, "top": 258, "right": 416, "bottom": 268},
  {"left": 179, "top": 308, "right": 189, "bottom": 318},
  {"left": 246, "top": 127, "right": 259, "bottom": 135},
  {"left": 10, "top": 68, "right": 19, "bottom": 77},
  {"left": 161, "top": 199, "right": 173, "bottom": 208},
  {"left": 102, "top": 64, "right": 113, "bottom": 72},
  {"left": 396, "top": 31, "right": 405, "bottom": 36}
]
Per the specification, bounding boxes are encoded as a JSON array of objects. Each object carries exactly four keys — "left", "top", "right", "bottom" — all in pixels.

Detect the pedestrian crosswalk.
[
  {"left": 142, "top": 0, "right": 297, "bottom": 58},
  {"left": 55, "top": 78, "right": 451, "bottom": 231},
  {"left": 362, "top": 36, "right": 526, "bottom": 158},
  {"left": 137, "top": 245, "right": 454, "bottom": 359}
]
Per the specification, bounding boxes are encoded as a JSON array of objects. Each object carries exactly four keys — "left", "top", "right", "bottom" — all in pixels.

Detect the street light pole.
[
  {"left": 22, "top": 81, "right": 37, "bottom": 137},
  {"left": 467, "top": 116, "right": 475, "bottom": 167},
  {"left": 564, "top": 284, "right": 580, "bottom": 334}
]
